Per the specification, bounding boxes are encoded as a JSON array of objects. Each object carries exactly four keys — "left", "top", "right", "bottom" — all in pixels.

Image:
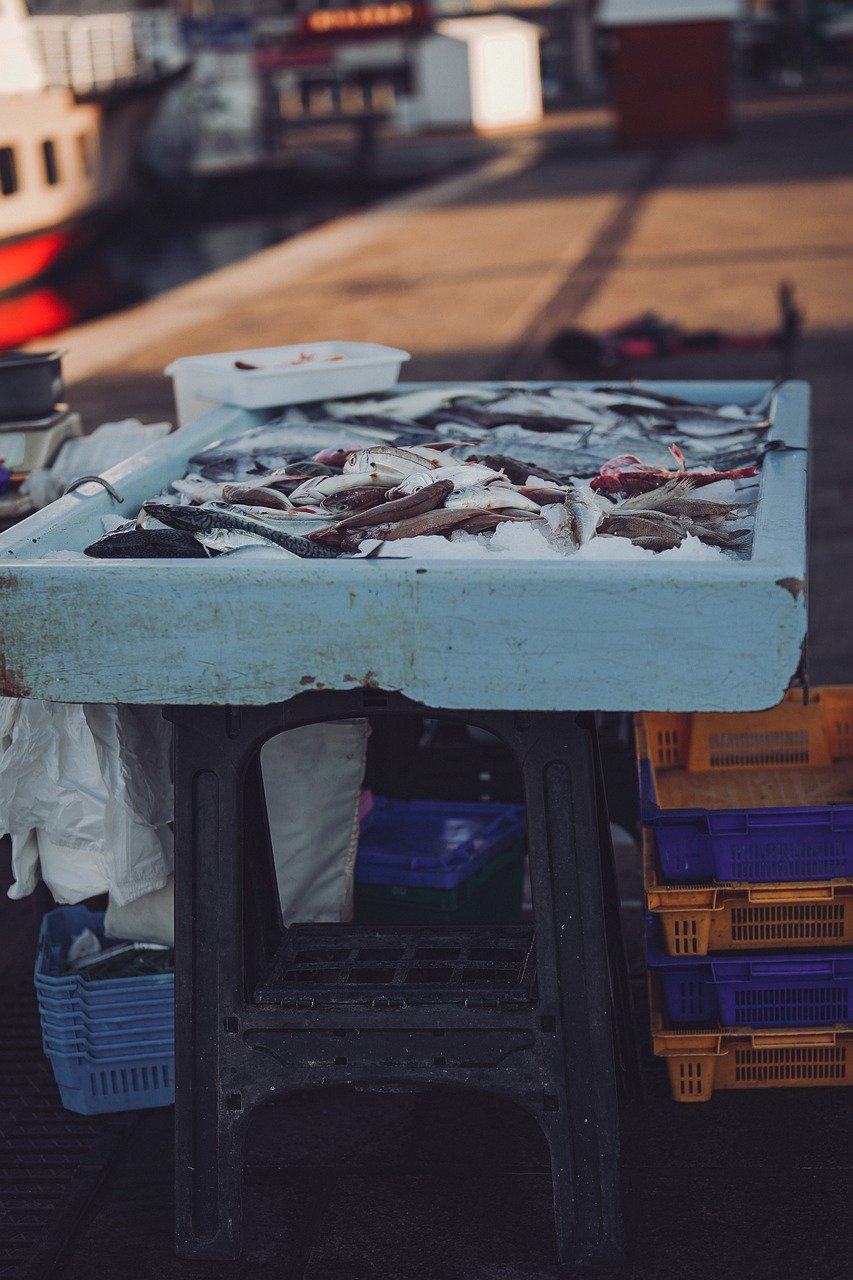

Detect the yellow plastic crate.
[
  {"left": 643, "top": 829, "right": 853, "bottom": 956},
  {"left": 649, "top": 980, "right": 853, "bottom": 1103}
]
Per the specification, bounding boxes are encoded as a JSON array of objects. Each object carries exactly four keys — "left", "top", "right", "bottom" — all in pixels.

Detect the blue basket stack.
[{"left": 36, "top": 904, "right": 174, "bottom": 1115}]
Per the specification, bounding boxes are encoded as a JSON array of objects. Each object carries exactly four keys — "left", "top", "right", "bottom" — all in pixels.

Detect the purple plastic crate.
[
  {"left": 355, "top": 798, "right": 525, "bottom": 890},
  {"left": 647, "top": 922, "right": 853, "bottom": 1027},
  {"left": 639, "top": 759, "right": 853, "bottom": 882}
]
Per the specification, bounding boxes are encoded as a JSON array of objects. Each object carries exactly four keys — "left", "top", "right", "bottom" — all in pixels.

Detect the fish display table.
[
  {"left": 0, "top": 382, "right": 809, "bottom": 1272},
  {"left": 0, "top": 381, "right": 807, "bottom": 711}
]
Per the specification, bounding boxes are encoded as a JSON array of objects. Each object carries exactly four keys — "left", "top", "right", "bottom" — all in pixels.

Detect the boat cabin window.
[
  {"left": 42, "top": 139, "right": 60, "bottom": 186},
  {"left": 0, "top": 146, "right": 17, "bottom": 196},
  {"left": 77, "top": 132, "right": 95, "bottom": 177}
]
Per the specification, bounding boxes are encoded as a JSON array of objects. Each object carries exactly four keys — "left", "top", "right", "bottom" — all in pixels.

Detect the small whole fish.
[
  {"left": 561, "top": 483, "right": 605, "bottom": 548},
  {"left": 407, "top": 444, "right": 455, "bottom": 467},
  {"left": 599, "top": 514, "right": 685, "bottom": 549},
  {"left": 343, "top": 446, "right": 441, "bottom": 483},
  {"left": 143, "top": 502, "right": 342, "bottom": 559},
  {"left": 615, "top": 477, "right": 755, "bottom": 520},
  {"left": 351, "top": 508, "right": 477, "bottom": 544},
  {"left": 445, "top": 484, "right": 541, "bottom": 512},
  {"left": 312, "top": 446, "right": 360, "bottom": 467},
  {"left": 334, "top": 479, "right": 454, "bottom": 531},
  {"left": 459, "top": 510, "right": 544, "bottom": 534},
  {"left": 388, "top": 464, "right": 505, "bottom": 497},
  {"left": 327, "top": 386, "right": 492, "bottom": 423},
  {"left": 518, "top": 484, "right": 569, "bottom": 505},
  {"left": 221, "top": 484, "right": 295, "bottom": 511},
  {"left": 320, "top": 484, "right": 390, "bottom": 513},
  {"left": 289, "top": 472, "right": 383, "bottom": 504},
  {"left": 172, "top": 475, "right": 228, "bottom": 504},
  {"left": 264, "top": 461, "right": 337, "bottom": 487}
]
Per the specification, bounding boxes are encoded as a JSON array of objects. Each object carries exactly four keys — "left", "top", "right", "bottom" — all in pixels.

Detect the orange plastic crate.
[
  {"left": 643, "top": 829, "right": 853, "bottom": 956},
  {"left": 637, "top": 686, "right": 853, "bottom": 811},
  {"left": 649, "top": 979, "right": 853, "bottom": 1103}
]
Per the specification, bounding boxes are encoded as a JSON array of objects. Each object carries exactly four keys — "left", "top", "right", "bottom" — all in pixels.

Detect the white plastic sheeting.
[
  {"left": 261, "top": 720, "right": 368, "bottom": 927},
  {"left": 0, "top": 699, "right": 369, "bottom": 938},
  {"left": 0, "top": 701, "right": 173, "bottom": 906},
  {"left": 104, "top": 720, "right": 369, "bottom": 946},
  {"left": 22, "top": 420, "right": 172, "bottom": 510}
]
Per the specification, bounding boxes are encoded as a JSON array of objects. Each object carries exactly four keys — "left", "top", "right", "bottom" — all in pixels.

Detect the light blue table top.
[{"left": 0, "top": 381, "right": 808, "bottom": 710}]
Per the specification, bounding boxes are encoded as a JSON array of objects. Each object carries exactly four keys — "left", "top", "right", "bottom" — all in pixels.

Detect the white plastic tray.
[{"left": 165, "top": 342, "right": 410, "bottom": 420}]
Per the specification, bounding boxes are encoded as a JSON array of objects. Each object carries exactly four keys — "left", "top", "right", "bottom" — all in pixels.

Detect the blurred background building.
[{"left": 2, "top": 0, "right": 850, "bottom": 344}]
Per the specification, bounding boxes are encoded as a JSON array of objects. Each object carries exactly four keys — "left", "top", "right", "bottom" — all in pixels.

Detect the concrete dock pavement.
[{"left": 57, "top": 88, "right": 853, "bottom": 681}]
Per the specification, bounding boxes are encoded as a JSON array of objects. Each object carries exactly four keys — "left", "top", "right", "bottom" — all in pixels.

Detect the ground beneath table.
[
  {"left": 3, "top": 832, "right": 851, "bottom": 1280},
  {"left": 44, "top": 986, "right": 853, "bottom": 1280}
]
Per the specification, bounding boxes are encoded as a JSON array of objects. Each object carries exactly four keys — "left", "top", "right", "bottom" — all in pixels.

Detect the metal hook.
[{"left": 63, "top": 475, "right": 125, "bottom": 503}]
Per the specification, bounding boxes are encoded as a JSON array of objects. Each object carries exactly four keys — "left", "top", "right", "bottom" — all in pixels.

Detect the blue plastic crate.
[
  {"left": 37, "top": 989, "right": 174, "bottom": 1017},
  {"left": 640, "top": 758, "right": 853, "bottom": 883},
  {"left": 46, "top": 1046, "right": 174, "bottom": 1115},
  {"left": 355, "top": 798, "right": 525, "bottom": 890},
  {"left": 647, "top": 921, "right": 853, "bottom": 1027},
  {"left": 41, "top": 1020, "right": 174, "bottom": 1051},
  {"left": 43, "top": 1028, "right": 173, "bottom": 1057},
  {"left": 40, "top": 1006, "right": 174, "bottom": 1037},
  {"left": 36, "top": 906, "right": 174, "bottom": 1114},
  {"left": 35, "top": 904, "right": 174, "bottom": 1001}
]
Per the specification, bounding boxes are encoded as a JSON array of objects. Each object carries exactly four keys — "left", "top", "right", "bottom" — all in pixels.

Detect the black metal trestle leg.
[{"left": 167, "top": 694, "right": 634, "bottom": 1271}]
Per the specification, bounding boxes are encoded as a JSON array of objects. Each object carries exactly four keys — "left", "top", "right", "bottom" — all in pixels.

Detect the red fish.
[{"left": 590, "top": 447, "right": 758, "bottom": 496}]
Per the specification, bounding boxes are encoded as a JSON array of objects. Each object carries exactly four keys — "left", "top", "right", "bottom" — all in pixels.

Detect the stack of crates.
[
  {"left": 36, "top": 905, "right": 174, "bottom": 1115},
  {"left": 636, "top": 687, "right": 853, "bottom": 1102},
  {"left": 354, "top": 797, "right": 526, "bottom": 925}
]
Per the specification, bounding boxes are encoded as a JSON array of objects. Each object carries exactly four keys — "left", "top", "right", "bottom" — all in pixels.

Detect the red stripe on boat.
[{"left": 0, "top": 227, "right": 81, "bottom": 294}]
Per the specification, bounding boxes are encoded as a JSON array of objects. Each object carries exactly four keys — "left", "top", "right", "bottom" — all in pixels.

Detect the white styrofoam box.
[
  {"left": 165, "top": 342, "right": 410, "bottom": 421},
  {"left": 600, "top": 1, "right": 743, "bottom": 25}
]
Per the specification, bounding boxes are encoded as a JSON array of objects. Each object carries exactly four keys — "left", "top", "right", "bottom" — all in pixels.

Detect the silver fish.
[
  {"left": 562, "top": 482, "right": 605, "bottom": 548},
  {"left": 288, "top": 473, "right": 382, "bottom": 504},
  {"left": 445, "top": 484, "right": 540, "bottom": 512},
  {"left": 172, "top": 475, "right": 228, "bottom": 504},
  {"left": 389, "top": 464, "right": 505, "bottom": 496},
  {"left": 343, "top": 446, "right": 441, "bottom": 483}
]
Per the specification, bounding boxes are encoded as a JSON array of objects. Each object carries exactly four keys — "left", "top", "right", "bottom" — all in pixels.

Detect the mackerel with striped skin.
[{"left": 143, "top": 502, "right": 342, "bottom": 559}]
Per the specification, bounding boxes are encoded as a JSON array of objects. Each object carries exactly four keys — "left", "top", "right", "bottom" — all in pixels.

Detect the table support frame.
[{"left": 167, "top": 689, "right": 636, "bottom": 1272}]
